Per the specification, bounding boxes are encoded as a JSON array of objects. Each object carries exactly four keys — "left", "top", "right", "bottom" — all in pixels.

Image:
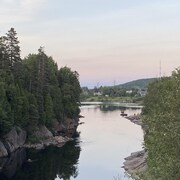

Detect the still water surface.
[
  {"left": 67, "top": 105, "right": 143, "bottom": 180},
  {"left": 0, "top": 104, "right": 143, "bottom": 180}
]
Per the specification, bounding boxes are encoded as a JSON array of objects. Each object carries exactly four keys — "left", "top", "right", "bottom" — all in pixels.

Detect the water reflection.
[
  {"left": 0, "top": 140, "right": 81, "bottom": 180},
  {"left": 0, "top": 148, "right": 26, "bottom": 179},
  {"left": 76, "top": 105, "right": 143, "bottom": 180},
  {"left": 100, "top": 105, "right": 126, "bottom": 112},
  {"left": 82, "top": 104, "right": 140, "bottom": 116},
  {"left": 0, "top": 104, "right": 143, "bottom": 180}
]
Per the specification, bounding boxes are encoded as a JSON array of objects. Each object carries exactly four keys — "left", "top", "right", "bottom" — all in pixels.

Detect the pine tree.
[
  {"left": 6, "top": 28, "right": 21, "bottom": 69},
  {"left": 28, "top": 94, "right": 39, "bottom": 132},
  {"left": 58, "top": 67, "right": 81, "bottom": 118},
  {"left": 0, "top": 36, "right": 9, "bottom": 71},
  {"left": 44, "top": 94, "right": 53, "bottom": 127},
  {"left": 0, "top": 79, "right": 13, "bottom": 135}
]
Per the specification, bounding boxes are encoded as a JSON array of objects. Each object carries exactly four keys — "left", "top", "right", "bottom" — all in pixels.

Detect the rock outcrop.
[
  {"left": 63, "top": 118, "right": 79, "bottom": 137},
  {"left": 125, "top": 114, "right": 142, "bottom": 126},
  {"left": 24, "top": 136, "right": 72, "bottom": 150},
  {"left": 52, "top": 118, "right": 79, "bottom": 137},
  {"left": 123, "top": 114, "right": 148, "bottom": 179},
  {"left": 52, "top": 120, "right": 67, "bottom": 136},
  {"left": 0, "top": 118, "right": 79, "bottom": 158},
  {"left": 122, "top": 150, "right": 148, "bottom": 179},
  {"left": 0, "top": 141, "right": 8, "bottom": 157},
  {"left": 0, "top": 127, "right": 27, "bottom": 157},
  {"left": 34, "top": 125, "right": 53, "bottom": 140},
  {"left": 24, "top": 119, "right": 79, "bottom": 150}
]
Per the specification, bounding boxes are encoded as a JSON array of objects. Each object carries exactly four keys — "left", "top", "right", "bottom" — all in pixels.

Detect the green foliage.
[
  {"left": 58, "top": 67, "right": 81, "bottom": 118},
  {"left": 44, "top": 94, "right": 53, "bottom": 127},
  {"left": 81, "top": 83, "right": 146, "bottom": 102},
  {"left": 143, "top": 71, "right": 180, "bottom": 179},
  {"left": 0, "top": 28, "right": 81, "bottom": 137},
  {"left": 28, "top": 94, "right": 39, "bottom": 132},
  {"left": 50, "top": 86, "right": 64, "bottom": 122},
  {"left": 0, "top": 79, "right": 13, "bottom": 135},
  {"left": 6, "top": 28, "right": 21, "bottom": 69}
]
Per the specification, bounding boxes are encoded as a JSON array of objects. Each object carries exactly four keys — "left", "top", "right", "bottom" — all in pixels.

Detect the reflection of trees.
[
  {"left": 100, "top": 105, "right": 140, "bottom": 113},
  {"left": 13, "top": 140, "right": 81, "bottom": 180},
  {"left": 100, "top": 105, "right": 126, "bottom": 112},
  {"left": 0, "top": 148, "right": 27, "bottom": 180}
]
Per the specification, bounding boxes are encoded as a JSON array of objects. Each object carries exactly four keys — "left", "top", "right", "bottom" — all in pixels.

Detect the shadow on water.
[
  {"left": 0, "top": 140, "right": 81, "bottom": 180},
  {"left": 99, "top": 105, "right": 140, "bottom": 113},
  {"left": 0, "top": 148, "right": 27, "bottom": 180},
  {"left": 100, "top": 105, "right": 126, "bottom": 112}
]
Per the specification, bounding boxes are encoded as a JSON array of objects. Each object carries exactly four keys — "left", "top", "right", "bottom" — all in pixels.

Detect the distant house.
[
  {"left": 138, "top": 89, "right": 147, "bottom": 96},
  {"left": 126, "top": 90, "right": 133, "bottom": 94},
  {"left": 94, "top": 92, "right": 102, "bottom": 96}
]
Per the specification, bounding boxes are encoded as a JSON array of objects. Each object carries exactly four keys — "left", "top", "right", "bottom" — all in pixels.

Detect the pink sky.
[{"left": 1, "top": 0, "right": 180, "bottom": 87}]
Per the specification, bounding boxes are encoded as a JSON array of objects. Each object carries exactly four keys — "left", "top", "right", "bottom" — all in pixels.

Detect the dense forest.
[
  {"left": 142, "top": 71, "right": 180, "bottom": 179},
  {"left": 0, "top": 28, "right": 81, "bottom": 138}
]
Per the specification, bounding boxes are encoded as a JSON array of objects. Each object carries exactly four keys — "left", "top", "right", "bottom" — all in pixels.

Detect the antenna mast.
[{"left": 159, "top": 60, "right": 162, "bottom": 79}]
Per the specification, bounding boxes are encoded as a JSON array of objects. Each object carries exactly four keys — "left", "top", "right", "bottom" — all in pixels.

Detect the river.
[{"left": 0, "top": 104, "right": 143, "bottom": 180}]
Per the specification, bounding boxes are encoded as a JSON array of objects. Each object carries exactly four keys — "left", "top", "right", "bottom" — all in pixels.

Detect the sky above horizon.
[{"left": 1, "top": 0, "right": 180, "bottom": 87}]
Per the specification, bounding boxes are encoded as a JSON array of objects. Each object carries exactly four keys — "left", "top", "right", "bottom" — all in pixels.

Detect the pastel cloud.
[{"left": 1, "top": 0, "right": 180, "bottom": 87}]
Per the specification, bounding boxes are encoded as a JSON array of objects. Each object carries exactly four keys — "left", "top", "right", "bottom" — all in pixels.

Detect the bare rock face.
[
  {"left": 34, "top": 125, "right": 53, "bottom": 140},
  {"left": 123, "top": 150, "right": 148, "bottom": 178},
  {"left": 0, "top": 127, "right": 27, "bottom": 157},
  {"left": 3, "top": 127, "right": 27, "bottom": 154},
  {"left": 52, "top": 118, "right": 79, "bottom": 137},
  {"left": 4, "top": 128, "right": 18, "bottom": 152},
  {"left": 63, "top": 118, "right": 79, "bottom": 137},
  {"left": 17, "top": 127, "right": 27, "bottom": 146},
  {"left": 0, "top": 141, "right": 8, "bottom": 157},
  {"left": 51, "top": 120, "right": 66, "bottom": 135},
  {"left": 125, "top": 114, "right": 142, "bottom": 126}
]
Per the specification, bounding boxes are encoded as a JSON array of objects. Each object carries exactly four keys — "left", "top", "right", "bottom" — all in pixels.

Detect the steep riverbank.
[
  {"left": 123, "top": 115, "right": 147, "bottom": 179},
  {"left": 0, "top": 118, "right": 79, "bottom": 158}
]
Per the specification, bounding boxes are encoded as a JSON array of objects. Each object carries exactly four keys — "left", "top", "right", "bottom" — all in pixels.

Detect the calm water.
[{"left": 0, "top": 104, "right": 143, "bottom": 180}]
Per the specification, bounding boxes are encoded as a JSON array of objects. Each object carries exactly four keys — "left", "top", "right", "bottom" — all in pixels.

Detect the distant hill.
[{"left": 116, "top": 78, "right": 157, "bottom": 89}]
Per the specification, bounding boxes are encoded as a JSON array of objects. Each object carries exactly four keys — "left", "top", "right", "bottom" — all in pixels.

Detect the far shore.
[{"left": 81, "top": 101, "right": 143, "bottom": 109}]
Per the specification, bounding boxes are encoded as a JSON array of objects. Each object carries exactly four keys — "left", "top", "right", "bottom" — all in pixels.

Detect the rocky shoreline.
[
  {"left": 0, "top": 118, "right": 79, "bottom": 158},
  {"left": 23, "top": 131, "right": 73, "bottom": 150},
  {"left": 0, "top": 118, "right": 80, "bottom": 179},
  {"left": 122, "top": 150, "right": 148, "bottom": 179},
  {"left": 125, "top": 114, "right": 142, "bottom": 126},
  {"left": 23, "top": 136, "right": 73, "bottom": 150},
  {"left": 122, "top": 114, "right": 147, "bottom": 179}
]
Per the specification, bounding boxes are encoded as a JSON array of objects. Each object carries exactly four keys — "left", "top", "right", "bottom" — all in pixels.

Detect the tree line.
[
  {"left": 0, "top": 28, "right": 81, "bottom": 137},
  {"left": 142, "top": 70, "right": 180, "bottom": 179}
]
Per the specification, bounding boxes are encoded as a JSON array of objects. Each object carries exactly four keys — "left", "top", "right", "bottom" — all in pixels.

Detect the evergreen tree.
[
  {"left": 0, "top": 36, "right": 9, "bottom": 71},
  {"left": 0, "top": 28, "right": 81, "bottom": 138},
  {"left": 44, "top": 94, "right": 53, "bottom": 127},
  {"left": 13, "top": 84, "right": 29, "bottom": 127},
  {"left": 0, "top": 78, "right": 13, "bottom": 135},
  {"left": 58, "top": 67, "right": 81, "bottom": 118},
  {"left": 50, "top": 86, "right": 64, "bottom": 122},
  {"left": 28, "top": 94, "right": 39, "bottom": 132},
  {"left": 6, "top": 28, "right": 21, "bottom": 69}
]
